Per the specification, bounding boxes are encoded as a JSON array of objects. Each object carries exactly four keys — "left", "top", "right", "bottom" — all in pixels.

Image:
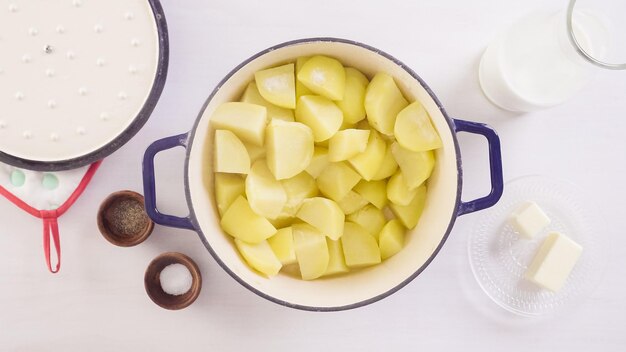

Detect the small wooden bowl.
[
  {"left": 144, "top": 252, "right": 202, "bottom": 310},
  {"left": 97, "top": 190, "right": 154, "bottom": 247}
]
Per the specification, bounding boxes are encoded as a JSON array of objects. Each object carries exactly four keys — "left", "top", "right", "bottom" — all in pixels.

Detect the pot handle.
[
  {"left": 142, "top": 133, "right": 195, "bottom": 230},
  {"left": 453, "top": 119, "right": 504, "bottom": 216}
]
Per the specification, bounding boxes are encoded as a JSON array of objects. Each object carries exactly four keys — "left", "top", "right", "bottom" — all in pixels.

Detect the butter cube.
[
  {"left": 510, "top": 202, "right": 551, "bottom": 239},
  {"left": 525, "top": 232, "right": 583, "bottom": 292}
]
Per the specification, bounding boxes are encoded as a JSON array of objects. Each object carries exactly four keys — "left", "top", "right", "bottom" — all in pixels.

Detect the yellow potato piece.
[
  {"left": 316, "top": 162, "right": 362, "bottom": 202},
  {"left": 214, "top": 130, "right": 250, "bottom": 174},
  {"left": 328, "top": 129, "right": 370, "bottom": 162},
  {"left": 296, "top": 197, "right": 345, "bottom": 240},
  {"left": 353, "top": 179, "right": 387, "bottom": 209},
  {"left": 379, "top": 219, "right": 406, "bottom": 260},
  {"left": 347, "top": 204, "right": 386, "bottom": 240},
  {"left": 245, "top": 160, "right": 287, "bottom": 219},
  {"left": 235, "top": 239, "right": 282, "bottom": 277},
  {"left": 337, "top": 191, "right": 369, "bottom": 215},
  {"left": 348, "top": 129, "right": 386, "bottom": 181},
  {"left": 387, "top": 171, "right": 418, "bottom": 206},
  {"left": 341, "top": 222, "right": 381, "bottom": 268},
  {"left": 365, "top": 73, "right": 409, "bottom": 136},
  {"left": 254, "top": 63, "right": 296, "bottom": 109},
  {"left": 389, "top": 184, "right": 427, "bottom": 229},
  {"left": 214, "top": 173, "right": 245, "bottom": 217},
  {"left": 325, "top": 238, "right": 350, "bottom": 276},
  {"left": 280, "top": 172, "right": 319, "bottom": 216},
  {"left": 295, "top": 95, "right": 343, "bottom": 142},
  {"left": 296, "top": 57, "right": 313, "bottom": 99},
  {"left": 221, "top": 196, "right": 277, "bottom": 243},
  {"left": 293, "top": 223, "right": 330, "bottom": 280},
  {"left": 304, "top": 146, "right": 330, "bottom": 179},
  {"left": 297, "top": 55, "right": 346, "bottom": 101},
  {"left": 391, "top": 142, "right": 435, "bottom": 189},
  {"left": 241, "top": 82, "right": 294, "bottom": 122},
  {"left": 268, "top": 215, "right": 295, "bottom": 229},
  {"left": 336, "top": 67, "right": 368, "bottom": 124},
  {"left": 266, "top": 120, "right": 314, "bottom": 180},
  {"left": 372, "top": 145, "right": 399, "bottom": 181},
  {"left": 394, "top": 101, "right": 442, "bottom": 151},
  {"left": 211, "top": 102, "right": 268, "bottom": 146},
  {"left": 268, "top": 227, "right": 297, "bottom": 265},
  {"left": 243, "top": 142, "right": 266, "bottom": 163}
]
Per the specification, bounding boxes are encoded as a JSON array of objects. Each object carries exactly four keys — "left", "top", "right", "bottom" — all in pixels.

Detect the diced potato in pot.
[
  {"left": 387, "top": 171, "right": 418, "bottom": 206},
  {"left": 295, "top": 95, "right": 343, "bottom": 142},
  {"left": 325, "top": 238, "right": 350, "bottom": 276},
  {"left": 316, "top": 162, "right": 362, "bottom": 202},
  {"left": 347, "top": 204, "right": 386, "bottom": 240},
  {"left": 221, "top": 196, "right": 277, "bottom": 243},
  {"left": 328, "top": 129, "right": 370, "bottom": 162},
  {"left": 214, "top": 173, "right": 245, "bottom": 217},
  {"left": 336, "top": 67, "right": 369, "bottom": 124},
  {"left": 389, "top": 184, "right": 427, "bottom": 229},
  {"left": 394, "top": 101, "right": 442, "bottom": 152},
  {"left": 267, "top": 227, "right": 297, "bottom": 265},
  {"left": 244, "top": 142, "right": 266, "bottom": 163},
  {"left": 214, "top": 130, "right": 250, "bottom": 174},
  {"left": 341, "top": 222, "right": 381, "bottom": 268},
  {"left": 280, "top": 172, "right": 319, "bottom": 216},
  {"left": 372, "top": 145, "right": 398, "bottom": 180},
  {"left": 297, "top": 55, "right": 346, "bottom": 101},
  {"left": 266, "top": 120, "right": 314, "bottom": 180},
  {"left": 391, "top": 142, "right": 435, "bottom": 189},
  {"left": 211, "top": 102, "right": 268, "bottom": 146},
  {"left": 245, "top": 160, "right": 288, "bottom": 219},
  {"left": 337, "top": 191, "right": 369, "bottom": 215},
  {"left": 353, "top": 179, "right": 387, "bottom": 209},
  {"left": 235, "top": 239, "right": 282, "bottom": 277},
  {"left": 296, "top": 197, "right": 345, "bottom": 240},
  {"left": 296, "top": 57, "right": 313, "bottom": 99},
  {"left": 305, "top": 146, "right": 330, "bottom": 179},
  {"left": 293, "top": 223, "right": 330, "bottom": 280},
  {"left": 378, "top": 219, "right": 406, "bottom": 260},
  {"left": 241, "top": 82, "right": 294, "bottom": 122},
  {"left": 255, "top": 63, "right": 296, "bottom": 109},
  {"left": 348, "top": 130, "right": 386, "bottom": 181},
  {"left": 365, "top": 73, "right": 409, "bottom": 136}
]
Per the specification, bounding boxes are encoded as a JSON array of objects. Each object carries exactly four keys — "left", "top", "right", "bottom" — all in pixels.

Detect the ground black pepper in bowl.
[{"left": 97, "top": 190, "right": 154, "bottom": 247}]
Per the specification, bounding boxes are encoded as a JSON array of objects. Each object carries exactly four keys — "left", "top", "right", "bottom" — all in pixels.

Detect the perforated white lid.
[{"left": 0, "top": 0, "right": 162, "bottom": 166}]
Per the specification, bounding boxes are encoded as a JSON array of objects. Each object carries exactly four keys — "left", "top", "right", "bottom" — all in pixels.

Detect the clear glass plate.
[{"left": 468, "top": 175, "right": 607, "bottom": 317}]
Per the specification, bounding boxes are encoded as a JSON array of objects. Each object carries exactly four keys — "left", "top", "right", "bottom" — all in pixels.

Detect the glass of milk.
[{"left": 479, "top": 0, "right": 625, "bottom": 112}]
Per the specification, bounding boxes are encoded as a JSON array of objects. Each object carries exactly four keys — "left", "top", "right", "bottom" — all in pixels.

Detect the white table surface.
[{"left": 1, "top": 0, "right": 625, "bottom": 350}]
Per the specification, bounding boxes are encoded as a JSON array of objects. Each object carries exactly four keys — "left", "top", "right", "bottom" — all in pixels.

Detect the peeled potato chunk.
[
  {"left": 336, "top": 68, "right": 369, "bottom": 124},
  {"left": 211, "top": 102, "right": 268, "bottom": 146},
  {"left": 365, "top": 73, "right": 409, "bottom": 136},
  {"left": 214, "top": 130, "right": 250, "bottom": 174},
  {"left": 325, "top": 238, "right": 350, "bottom": 276},
  {"left": 341, "top": 222, "right": 381, "bottom": 268},
  {"left": 215, "top": 173, "right": 245, "bottom": 217},
  {"left": 387, "top": 171, "right": 418, "bottom": 206},
  {"left": 268, "top": 227, "right": 297, "bottom": 265},
  {"left": 280, "top": 172, "right": 319, "bottom": 216},
  {"left": 379, "top": 219, "right": 406, "bottom": 260},
  {"left": 241, "top": 82, "right": 294, "bottom": 122},
  {"left": 347, "top": 204, "right": 386, "bottom": 240},
  {"left": 235, "top": 239, "right": 282, "bottom": 277},
  {"left": 297, "top": 55, "right": 346, "bottom": 101},
  {"left": 293, "top": 223, "right": 330, "bottom": 280},
  {"left": 244, "top": 142, "right": 266, "bottom": 163},
  {"left": 328, "top": 129, "right": 370, "bottom": 162},
  {"left": 245, "top": 160, "right": 287, "bottom": 219},
  {"left": 389, "top": 184, "right": 427, "bottom": 229},
  {"left": 391, "top": 142, "right": 435, "bottom": 189},
  {"left": 394, "top": 101, "right": 442, "bottom": 151},
  {"left": 353, "top": 179, "right": 387, "bottom": 209},
  {"left": 372, "top": 145, "right": 399, "bottom": 180},
  {"left": 296, "top": 197, "right": 345, "bottom": 240},
  {"left": 337, "top": 191, "right": 369, "bottom": 215},
  {"left": 268, "top": 215, "right": 295, "bottom": 229},
  {"left": 295, "top": 95, "right": 343, "bottom": 142},
  {"left": 304, "top": 146, "right": 330, "bottom": 179},
  {"left": 266, "top": 120, "right": 314, "bottom": 180},
  {"left": 221, "top": 196, "right": 277, "bottom": 243},
  {"left": 296, "top": 57, "right": 313, "bottom": 99},
  {"left": 255, "top": 63, "right": 296, "bottom": 109},
  {"left": 348, "top": 129, "right": 386, "bottom": 181},
  {"left": 316, "top": 162, "right": 362, "bottom": 202}
]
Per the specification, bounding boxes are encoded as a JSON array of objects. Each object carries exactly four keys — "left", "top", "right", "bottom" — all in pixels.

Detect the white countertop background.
[{"left": 1, "top": 0, "right": 625, "bottom": 350}]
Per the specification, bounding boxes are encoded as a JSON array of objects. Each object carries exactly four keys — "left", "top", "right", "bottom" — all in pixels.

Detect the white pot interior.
[{"left": 187, "top": 39, "right": 460, "bottom": 309}]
